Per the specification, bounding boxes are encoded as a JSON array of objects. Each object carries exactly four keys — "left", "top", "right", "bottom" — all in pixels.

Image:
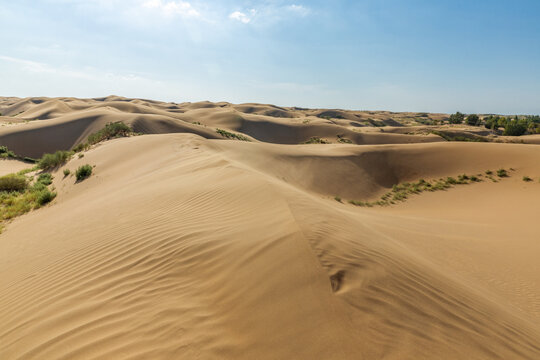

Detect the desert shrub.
[
  {"left": 497, "top": 169, "right": 508, "bottom": 177},
  {"left": 75, "top": 164, "right": 92, "bottom": 181},
  {"left": 216, "top": 128, "right": 251, "bottom": 141},
  {"left": 485, "top": 170, "right": 493, "bottom": 175},
  {"left": 448, "top": 112, "right": 465, "bottom": 124},
  {"left": 35, "top": 189, "right": 56, "bottom": 206},
  {"left": 466, "top": 114, "right": 480, "bottom": 126},
  {"left": 522, "top": 176, "right": 532, "bottom": 182},
  {"left": 88, "top": 122, "right": 132, "bottom": 144},
  {"left": 72, "top": 143, "right": 90, "bottom": 152},
  {"left": 0, "top": 146, "right": 16, "bottom": 159},
  {"left": 38, "top": 150, "right": 73, "bottom": 170},
  {"left": 334, "top": 196, "right": 342, "bottom": 203},
  {"left": 36, "top": 173, "right": 53, "bottom": 186},
  {"left": 337, "top": 135, "right": 352, "bottom": 144},
  {"left": 303, "top": 137, "right": 329, "bottom": 144},
  {"left": 0, "top": 174, "right": 28, "bottom": 192},
  {"left": 63, "top": 168, "right": 70, "bottom": 177}
]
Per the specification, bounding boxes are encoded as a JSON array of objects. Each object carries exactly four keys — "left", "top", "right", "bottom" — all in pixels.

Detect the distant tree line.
[{"left": 447, "top": 112, "right": 540, "bottom": 136}]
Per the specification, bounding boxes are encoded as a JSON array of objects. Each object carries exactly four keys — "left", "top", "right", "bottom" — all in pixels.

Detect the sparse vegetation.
[
  {"left": 432, "top": 131, "right": 488, "bottom": 142},
  {"left": 0, "top": 170, "right": 57, "bottom": 229},
  {"left": 0, "top": 146, "right": 16, "bottom": 159},
  {"left": 38, "top": 150, "right": 73, "bottom": 170},
  {"left": 497, "top": 169, "right": 508, "bottom": 177},
  {"left": 522, "top": 176, "right": 532, "bottom": 182},
  {"left": 346, "top": 169, "right": 511, "bottom": 207},
  {"left": 334, "top": 196, "right": 342, "bottom": 203},
  {"left": 63, "top": 168, "right": 70, "bottom": 177},
  {"left": 337, "top": 135, "right": 352, "bottom": 144},
  {"left": 88, "top": 122, "right": 132, "bottom": 144},
  {"left": 216, "top": 128, "right": 251, "bottom": 141},
  {"left": 75, "top": 164, "right": 93, "bottom": 181},
  {"left": 303, "top": 137, "right": 329, "bottom": 144},
  {"left": 36, "top": 173, "right": 53, "bottom": 186}
]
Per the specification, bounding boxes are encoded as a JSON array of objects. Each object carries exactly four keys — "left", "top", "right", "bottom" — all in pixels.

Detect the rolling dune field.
[{"left": 0, "top": 96, "right": 539, "bottom": 359}]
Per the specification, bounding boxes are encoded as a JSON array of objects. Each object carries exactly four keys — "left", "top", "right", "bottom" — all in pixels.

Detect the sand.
[{"left": 0, "top": 96, "right": 539, "bottom": 359}]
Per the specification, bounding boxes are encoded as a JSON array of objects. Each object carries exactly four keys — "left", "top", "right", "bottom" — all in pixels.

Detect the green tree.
[
  {"left": 466, "top": 114, "right": 480, "bottom": 126},
  {"left": 448, "top": 112, "right": 464, "bottom": 124}
]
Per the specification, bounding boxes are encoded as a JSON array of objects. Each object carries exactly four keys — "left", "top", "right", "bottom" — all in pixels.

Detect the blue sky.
[{"left": 1, "top": 0, "right": 539, "bottom": 114}]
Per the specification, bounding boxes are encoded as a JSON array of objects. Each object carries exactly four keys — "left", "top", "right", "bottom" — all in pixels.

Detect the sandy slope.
[{"left": 0, "top": 97, "right": 540, "bottom": 359}]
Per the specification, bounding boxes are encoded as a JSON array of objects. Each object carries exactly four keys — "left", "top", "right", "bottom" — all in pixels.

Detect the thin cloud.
[
  {"left": 228, "top": 4, "right": 309, "bottom": 25},
  {"left": 142, "top": 0, "right": 199, "bottom": 18},
  {"left": 287, "top": 4, "right": 309, "bottom": 17},
  {"left": 229, "top": 10, "right": 255, "bottom": 24}
]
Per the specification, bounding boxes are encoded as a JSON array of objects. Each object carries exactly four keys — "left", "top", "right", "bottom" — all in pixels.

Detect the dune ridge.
[{"left": 0, "top": 97, "right": 539, "bottom": 359}]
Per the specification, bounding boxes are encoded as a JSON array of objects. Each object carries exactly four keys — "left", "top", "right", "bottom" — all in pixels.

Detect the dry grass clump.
[
  {"left": 303, "top": 137, "right": 329, "bottom": 144},
  {"left": 216, "top": 128, "right": 251, "bottom": 141},
  {"left": 347, "top": 169, "right": 509, "bottom": 207}
]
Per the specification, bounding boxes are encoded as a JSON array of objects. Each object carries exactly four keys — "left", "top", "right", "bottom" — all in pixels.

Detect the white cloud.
[
  {"left": 0, "top": 55, "right": 149, "bottom": 83},
  {"left": 142, "top": 0, "right": 199, "bottom": 17},
  {"left": 287, "top": 4, "right": 309, "bottom": 17},
  {"left": 229, "top": 10, "right": 255, "bottom": 24}
]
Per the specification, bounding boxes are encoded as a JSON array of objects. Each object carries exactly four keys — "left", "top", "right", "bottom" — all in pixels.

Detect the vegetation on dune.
[
  {"left": 72, "top": 121, "right": 135, "bottom": 153},
  {"left": 35, "top": 122, "right": 135, "bottom": 171},
  {"left": 0, "top": 170, "right": 57, "bottom": 231},
  {"left": 63, "top": 168, "right": 70, "bottom": 177},
  {"left": 87, "top": 122, "right": 132, "bottom": 144},
  {"left": 497, "top": 168, "right": 508, "bottom": 177},
  {"left": 522, "top": 176, "right": 532, "bottom": 182},
  {"left": 431, "top": 131, "right": 488, "bottom": 142},
  {"left": 303, "top": 137, "right": 330, "bottom": 144},
  {"left": 75, "top": 164, "right": 93, "bottom": 181},
  {"left": 38, "top": 150, "right": 73, "bottom": 170},
  {"left": 216, "top": 128, "right": 251, "bottom": 141},
  {"left": 337, "top": 135, "right": 352, "bottom": 144},
  {"left": 343, "top": 169, "right": 510, "bottom": 208},
  {"left": 0, "top": 146, "right": 16, "bottom": 159}
]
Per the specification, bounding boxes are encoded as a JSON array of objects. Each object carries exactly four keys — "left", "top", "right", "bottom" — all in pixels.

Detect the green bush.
[
  {"left": 36, "top": 189, "right": 56, "bottom": 206},
  {"left": 522, "top": 176, "right": 532, "bottom": 182},
  {"left": 38, "top": 150, "right": 73, "bottom": 170},
  {"left": 36, "top": 173, "right": 53, "bottom": 186},
  {"left": 75, "top": 164, "right": 92, "bottom": 181},
  {"left": 63, "top": 168, "right": 70, "bottom": 177},
  {"left": 0, "top": 174, "right": 28, "bottom": 192},
  {"left": 88, "top": 122, "right": 132, "bottom": 145},
  {"left": 497, "top": 169, "right": 508, "bottom": 177},
  {"left": 0, "top": 146, "right": 16, "bottom": 158}
]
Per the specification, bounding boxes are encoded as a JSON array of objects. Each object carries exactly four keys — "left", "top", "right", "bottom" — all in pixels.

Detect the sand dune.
[{"left": 0, "top": 97, "right": 539, "bottom": 359}]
